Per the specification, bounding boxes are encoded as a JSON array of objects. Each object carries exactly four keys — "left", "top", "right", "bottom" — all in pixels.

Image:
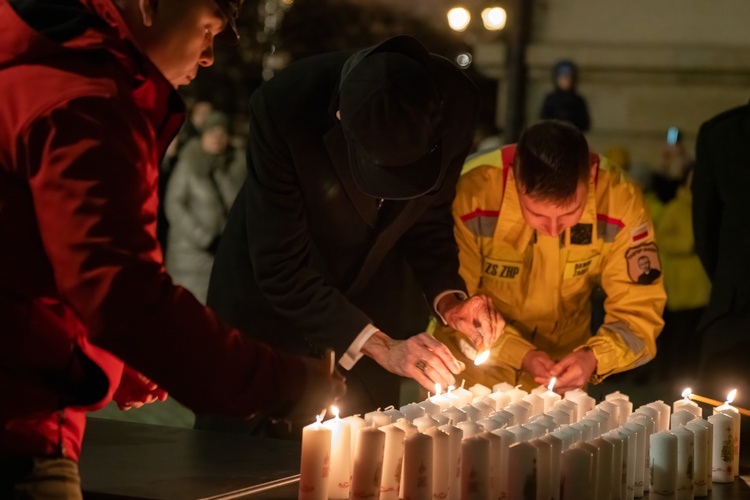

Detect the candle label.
[
  {"left": 417, "top": 462, "right": 429, "bottom": 488},
  {"left": 721, "top": 437, "right": 734, "bottom": 464},
  {"left": 323, "top": 452, "right": 331, "bottom": 478}
]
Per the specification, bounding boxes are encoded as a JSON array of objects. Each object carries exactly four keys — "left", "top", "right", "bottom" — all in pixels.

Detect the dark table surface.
[{"left": 80, "top": 417, "right": 750, "bottom": 499}]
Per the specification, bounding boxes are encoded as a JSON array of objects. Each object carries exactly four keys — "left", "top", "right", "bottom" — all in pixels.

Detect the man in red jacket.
[{"left": 0, "top": 0, "right": 344, "bottom": 496}]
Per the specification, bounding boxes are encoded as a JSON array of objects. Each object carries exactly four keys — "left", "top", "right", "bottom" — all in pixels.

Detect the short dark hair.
[{"left": 514, "top": 120, "right": 590, "bottom": 204}]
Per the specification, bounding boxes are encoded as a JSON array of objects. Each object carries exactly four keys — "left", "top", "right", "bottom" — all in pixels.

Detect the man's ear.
[
  {"left": 336, "top": 110, "right": 341, "bottom": 121},
  {"left": 138, "top": 0, "right": 157, "bottom": 27}
]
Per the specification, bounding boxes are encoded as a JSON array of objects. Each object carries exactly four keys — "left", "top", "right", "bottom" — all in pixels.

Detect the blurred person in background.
[
  {"left": 165, "top": 111, "right": 246, "bottom": 304},
  {"left": 179, "top": 99, "right": 214, "bottom": 147},
  {"left": 540, "top": 60, "right": 591, "bottom": 132},
  {"left": 0, "top": 0, "right": 343, "bottom": 495},
  {"left": 652, "top": 128, "right": 693, "bottom": 205}
]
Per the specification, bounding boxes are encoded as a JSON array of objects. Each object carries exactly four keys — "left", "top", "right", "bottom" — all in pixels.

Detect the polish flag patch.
[{"left": 630, "top": 222, "right": 650, "bottom": 242}]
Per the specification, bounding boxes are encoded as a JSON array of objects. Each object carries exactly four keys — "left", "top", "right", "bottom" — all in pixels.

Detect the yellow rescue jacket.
[{"left": 452, "top": 145, "right": 666, "bottom": 387}]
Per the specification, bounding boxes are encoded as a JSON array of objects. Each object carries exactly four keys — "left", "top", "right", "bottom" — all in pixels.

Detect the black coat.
[
  {"left": 207, "top": 49, "right": 479, "bottom": 413},
  {"left": 692, "top": 103, "right": 750, "bottom": 367}
]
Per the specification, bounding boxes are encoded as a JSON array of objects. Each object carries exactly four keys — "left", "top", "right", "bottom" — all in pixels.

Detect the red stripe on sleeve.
[
  {"left": 460, "top": 208, "right": 501, "bottom": 222},
  {"left": 596, "top": 213, "right": 625, "bottom": 228}
]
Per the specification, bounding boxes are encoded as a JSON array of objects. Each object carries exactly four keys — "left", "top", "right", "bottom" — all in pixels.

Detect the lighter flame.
[
  {"left": 682, "top": 388, "right": 692, "bottom": 399},
  {"left": 474, "top": 350, "right": 491, "bottom": 366},
  {"left": 331, "top": 405, "right": 339, "bottom": 418},
  {"left": 435, "top": 383, "right": 443, "bottom": 397},
  {"left": 726, "top": 389, "right": 737, "bottom": 404},
  {"left": 547, "top": 377, "right": 557, "bottom": 392}
]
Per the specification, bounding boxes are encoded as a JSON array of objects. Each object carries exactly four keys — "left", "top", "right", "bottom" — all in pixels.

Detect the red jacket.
[{"left": 0, "top": 0, "right": 307, "bottom": 461}]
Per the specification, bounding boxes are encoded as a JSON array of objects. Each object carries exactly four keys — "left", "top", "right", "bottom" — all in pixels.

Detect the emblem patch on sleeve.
[
  {"left": 625, "top": 243, "right": 662, "bottom": 284},
  {"left": 630, "top": 222, "right": 650, "bottom": 243}
]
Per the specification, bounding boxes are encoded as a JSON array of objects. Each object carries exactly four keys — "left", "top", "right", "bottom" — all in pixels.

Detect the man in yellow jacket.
[{"left": 437, "top": 121, "right": 666, "bottom": 393}]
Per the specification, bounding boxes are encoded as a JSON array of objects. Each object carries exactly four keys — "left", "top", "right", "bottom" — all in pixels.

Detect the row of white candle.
[{"left": 299, "top": 382, "right": 743, "bottom": 500}]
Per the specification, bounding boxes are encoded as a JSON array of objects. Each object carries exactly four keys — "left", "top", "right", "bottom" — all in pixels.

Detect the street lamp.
[
  {"left": 447, "top": 4, "right": 507, "bottom": 34},
  {"left": 447, "top": 7, "right": 472, "bottom": 32}
]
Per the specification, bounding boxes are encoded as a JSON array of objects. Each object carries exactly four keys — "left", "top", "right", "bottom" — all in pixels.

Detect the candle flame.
[
  {"left": 547, "top": 377, "right": 557, "bottom": 391},
  {"left": 474, "top": 349, "right": 491, "bottom": 366},
  {"left": 331, "top": 405, "right": 339, "bottom": 418},
  {"left": 435, "top": 383, "right": 442, "bottom": 396},
  {"left": 682, "top": 388, "right": 692, "bottom": 399},
  {"left": 726, "top": 389, "right": 737, "bottom": 404}
]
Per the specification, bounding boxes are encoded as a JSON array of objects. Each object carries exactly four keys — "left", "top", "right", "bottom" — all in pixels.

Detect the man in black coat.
[
  {"left": 204, "top": 36, "right": 504, "bottom": 427},
  {"left": 692, "top": 103, "right": 750, "bottom": 413}
]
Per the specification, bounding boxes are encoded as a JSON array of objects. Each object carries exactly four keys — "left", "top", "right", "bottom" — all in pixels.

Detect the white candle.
[
  {"left": 531, "top": 384, "right": 548, "bottom": 396},
  {"left": 364, "top": 409, "right": 391, "bottom": 429},
  {"left": 492, "top": 409, "right": 516, "bottom": 427},
  {"left": 687, "top": 417, "right": 713, "bottom": 492},
  {"left": 322, "top": 407, "right": 351, "bottom": 499},
  {"left": 554, "top": 399, "right": 579, "bottom": 424},
  {"left": 593, "top": 437, "right": 614, "bottom": 500},
  {"left": 477, "top": 417, "right": 504, "bottom": 432},
  {"left": 383, "top": 407, "right": 406, "bottom": 423},
  {"left": 485, "top": 391, "right": 511, "bottom": 411},
  {"left": 468, "top": 383, "right": 492, "bottom": 400},
  {"left": 457, "top": 420, "right": 483, "bottom": 439},
  {"left": 439, "top": 423, "right": 464, "bottom": 500},
  {"left": 708, "top": 412, "right": 734, "bottom": 483},
  {"left": 460, "top": 404, "right": 483, "bottom": 422},
  {"left": 610, "top": 398, "right": 633, "bottom": 426},
  {"left": 551, "top": 428, "right": 576, "bottom": 451},
  {"left": 507, "top": 442, "right": 538, "bottom": 500},
  {"left": 505, "top": 403, "right": 530, "bottom": 425},
  {"left": 523, "top": 422, "right": 547, "bottom": 439},
  {"left": 342, "top": 415, "right": 366, "bottom": 461},
  {"left": 685, "top": 420, "right": 708, "bottom": 497},
  {"left": 570, "top": 422, "right": 592, "bottom": 442},
  {"left": 394, "top": 418, "right": 418, "bottom": 496},
  {"left": 478, "top": 431, "right": 503, "bottom": 500},
  {"left": 548, "top": 408, "right": 573, "bottom": 427},
  {"left": 670, "top": 426, "right": 694, "bottom": 500},
  {"left": 540, "top": 379, "right": 561, "bottom": 411},
  {"left": 670, "top": 410, "right": 698, "bottom": 430},
  {"left": 431, "top": 412, "right": 450, "bottom": 427},
  {"left": 597, "top": 401, "right": 620, "bottom": 431},
  {"left": 650, "top": 430, "right": 678, "bottom": 499},
  {"left": 506, "top": 385, "right": 529, "bottom": 404},
  {"left": 350, "top": 426, "right": 385, "bottom": 500},
  {"left": 299, "top": 416, "right": 332, "bottom": 500},
  {"left": 493, "top": 381, "right": 515, "bottom": 393},
  {"left": 649, "top": 400, "right": 672, "bottom": 433},
  {"left": 586, "top": 409, "right": 610, "bottom": 434},
  {"left": 636, "top": 405, "right": 660, "bottom": 433},
  {"left": 564, "top": 424, "right": 584, "bottom": 446},
  {"left": 542, "top": 434, "right": 563, "bottom": 500},
  {"left": 472, "top": 400, "right": 495, "bottom": 419},
  {"left": 561, "top": 447, "right": 594, "bottom": 500},
  {"left": 417, "top": 398, "right": 441, "bottom": 416},
  {"left": 429, "top": 384, "right": 453, "bottom": 411},
  {"left": 606, "top": 390, "right": 630, "bottom": 402},
  {"left": 402, "top": 431, "right": 433, "bottom": 500},
  {"left": 442, "top": 406, "right": 468, "bottom": 425},
  {"left": 579, "top": 441, "right": 601, "bottom": 499},
  {"left": 580, "top": 417, "right": 602, "bottom": 439},
  {"left": 618, "top": 426, "right": 637, "bottom": 500},
  {"left": 522, "top": 393, "right": 544, "bottom": 415},
  {"left": 425, "top": 427, "right": 450, "bottom": 500},
  {"left": 624, "top": 421, "right": 647, "bottom": 497},
  {"left": 450, "top": 382, "right": 474, "bottom": 407},
  {"left": 628, "top": 412, "right": 656, "bottom": 493},
  {"left": 506, "top": 424, "right": 533, "bottom": 443},
  {"left": 674, "top": 389, "right": 702, "bottom": 418},
  {"left": 491, "top": 428, "right": 514, "bottom": 499},
  {"left": 413, "top": 414, "right": 438, "bottom": 433},
  {"left": 602, "top": 430, "right": 626, "bottom": 500},
  {"left": 379, "top": 424, "right": 405, "bottom": 500},
  {"left": 461, "top": 435, "right": 491, "bottom": 500},
  {"left": 714, "top": 389, "right": 741, "bottom": 477},
  {"left": 400, "top": 403, "right": 426, "bottom": 423},
  {"left": 565, "top": 389, "right": 595, "bottom": 421}
]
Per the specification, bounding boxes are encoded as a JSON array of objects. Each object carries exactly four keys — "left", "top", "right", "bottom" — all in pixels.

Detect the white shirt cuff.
[
  {"left": 433, "top": 290, "right": 468, "bottom": 325},
  {"left": 338, "top": 324, "right": 380, "bottom": 371}
]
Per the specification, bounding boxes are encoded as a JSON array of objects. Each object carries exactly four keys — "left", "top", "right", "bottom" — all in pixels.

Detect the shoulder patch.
[
  {"left": 625, "top": 243, "right": 661, "bottom": 285},
  {"left": 630, "top": 222, "right": 650, "bottom": 243},
  {"left": 596, "top": 214, "right": 624, "bottom": 243}
]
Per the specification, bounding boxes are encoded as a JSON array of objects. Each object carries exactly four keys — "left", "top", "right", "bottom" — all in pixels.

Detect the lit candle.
[
  {"left": 322, "top": 406, "right": 351, "bottom": 500},
  {"left": 592, "top": 436, "right": 614, "bottom": 500},
  {"left": 299, "top": 416, "right": 332, "bottom": 500},
  {"left": 439, "top": 423, "right": 464, "bottom": 500},
  {"left": 507, "top": 442, "right": 538, "bottom": 500},
  {"left": 402, "top": 431, "right": 433, "bottom": 500},
  {"left": 378, "top": 424, "right": 405, "bottom": 500},
  {"left": 648, "top": 400, "right": 671, "bottom": 433},
  {"left": 342, "top": 414, "right": 366, "bottom": 460},
  {"left": 708, "top": 412, "right": 734, "bottom": 483},
  {"left": 714, "top": 389, "right": 741, "bottom": 477},
  {"left": 461, "top": 435, "right": 491, "bottom": 499},
  {"left": 685, "top": 420, "right": 708, "bottom": 497},
  {"left": 364, "top": 409, "right": 391, "bottom": 429},
  {"left": 484, "top": 391, "right": 511, "bottom": 411},
  {"left": 400, "top": 403, "right": 426, "bottom": 423},
  {"left": 650, "top": 431, "right": 678, "bottom": 499},
  {"left": 539, "top": 378, "right": 561, "bottom": 411},
  {"left": 429, "top": 383, "right": 453, "bottom": 411},
  {"left": 624, "top": 420, "right": 647, "bottom": 497},
  {"left": 561, "top": 447, "right": 594, "bottom": 500},
  {"left": 674, "top": 388, "right": 702, "bottom": 418},
  {"left": 350, "top": 427, "right": 385, "bottom": 500},
  {"left": 450, "top": 381, "right": 474, "bottom": 407},
  {"left": 442, "top": 406, "right": 468, "bottom": 425},
  {"left": 522, "top": 393, "right": 544, "bottom": 415},
  {"left": 670, "top": 410, "right": 697, "bottom": 430},
  {"left": 425, "top": 427, "right": 450, "bottom": 500},
  {"left": 670, "top": 426, "right": 694, "bottom": 500}
]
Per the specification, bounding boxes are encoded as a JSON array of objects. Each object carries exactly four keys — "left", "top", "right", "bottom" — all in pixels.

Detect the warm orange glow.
[
  {"left": 474, "top": 350, "right": 490, "bottom": 366},
  {"left": 682, "top": 388, "right": 692, "bottom": 399}
]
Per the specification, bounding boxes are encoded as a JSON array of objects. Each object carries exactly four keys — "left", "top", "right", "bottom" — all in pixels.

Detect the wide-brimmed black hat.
[
  {"left": 339, "top": 36, "right": 445, "bottom": 200},
  {"left": 214, "top": 0, "right": 243, "bottom": 44}
]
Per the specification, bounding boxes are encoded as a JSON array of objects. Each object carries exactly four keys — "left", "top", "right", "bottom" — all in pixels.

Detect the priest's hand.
[
  {"left": 362, "top": 330, "right": 465, "bottom": 391},
  {"left": 113, "top": 366, "right": 168, "bottom": 410},
  {"left": 522, "top": 350, "right": 556, "bottom": 387},
  {"left": 549, "top": 348, "right": 598, "bottom": 393},
  {"left": 438, "top": 294, "right": 505, "bottom": 351}
]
